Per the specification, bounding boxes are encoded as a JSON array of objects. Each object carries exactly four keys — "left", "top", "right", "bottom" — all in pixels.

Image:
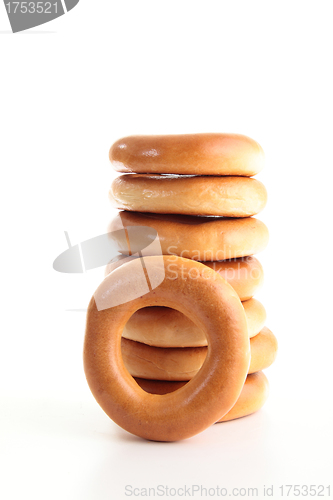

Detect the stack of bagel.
[{"left": 108, "top": 133, "right": 277, "bottom": 424}]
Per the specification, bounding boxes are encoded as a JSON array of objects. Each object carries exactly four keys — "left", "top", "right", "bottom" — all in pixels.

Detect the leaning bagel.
[
  {"left": 135, "top": 371, "right": 269, "bottom": 423},
  {"left": 108, "top": 211, "right": 269, "bottom": 261},
  {"left": 122, "top": 298, "right": 266, "bottom": 348},
  {"left": 110, "top": 174, "right": 267, "bottom": 217},
  {"left": 121, "top": 326, "right": 277, "bottom": 381},
  {"left": 109, "top": 133, "right": 265, "bottom": 176},
  {"left": 84, "top": 255, "right": 250, "bottom": 441}
]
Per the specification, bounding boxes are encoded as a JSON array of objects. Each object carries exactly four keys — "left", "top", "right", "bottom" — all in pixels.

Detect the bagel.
[
  {"left": 108, "top": 211, "right": 269, "bottom": 261},
  {"left": 109, "top": 174, "right": 267, "bottom": 217},
  {"left": 109, "top": 133, "right": 265, "bottom": 176},
  {"left": 135, "top": 371, "right": 269, "bottom": 423},
  {"left": 121, "top": 326, "right": 277, "bottom": 381},
  {"left": 84, "top": 255, "right": 250, "bottom": 441},
  {"left": 122, "top": 298, "right": 266, "bottom": 347},
  {"left": 243, "top": 299, "right": 267, "bottom": 339}
]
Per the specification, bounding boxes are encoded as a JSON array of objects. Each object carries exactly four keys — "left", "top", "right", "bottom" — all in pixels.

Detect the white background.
[{"left": 1, "top": 2, "right": 333, "bottom": 499}]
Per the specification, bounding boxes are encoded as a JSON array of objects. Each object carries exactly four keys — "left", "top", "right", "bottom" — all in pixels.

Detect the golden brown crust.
[
  {"left": 84, "top": 255, "right": 250, "bottom": 441},
  {"left": 109, "top": 133, "right": 265, "bottom": 176},
  {"left": 134, "top": 371, "right": 269, "bottom": 422},
  {"left": 121, "top": 326, "right": 277, "bottom": 381},
  {"left": 204, "top": 258, "right": 264, "bottom": 300},
  {"left": 249, "top": 326, "right": 278, "bottom": 373},
  {"left": 122, "top": 298, "right": 266, "bottom": 347},
  {"left": 108, "top": 211, "right": 269, "bottom": 261},
  {"left": 109, "top": 175, "right": 267, "bottom": 217},
  {"left": 242, "top": 299, "right": 267, "bottom": 338}
]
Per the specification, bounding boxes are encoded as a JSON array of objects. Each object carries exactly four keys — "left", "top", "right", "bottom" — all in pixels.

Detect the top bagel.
[{"left": 110, "top": 133, "right": 265, "bottom": 176}]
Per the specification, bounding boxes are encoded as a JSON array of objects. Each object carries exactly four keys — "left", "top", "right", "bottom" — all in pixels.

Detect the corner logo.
[{"left": 3, "top": 0, "right": 80, "bottom": 33}]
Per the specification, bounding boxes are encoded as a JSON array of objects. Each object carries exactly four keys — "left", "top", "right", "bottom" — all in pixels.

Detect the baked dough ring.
[
  {"left": 123, "top": 298, "right": 266, "bottom": 348},
  {"left": 84, "top": 255, "right": 250, "bottom": 441},
  {"left": 109, "top": 174, "right": 267, "bottom": 217},
  {"left": 108, "top": 211, "right": 269, "bottom": 261},
  {"left": 109, "top": 133, "right": 265, "bottom": 176},
  {"left": 135, "top": 371, "right": 269, "bottom": 423},
  {"left": 121, "top": 326, "right": 277, "bottom": 381}
]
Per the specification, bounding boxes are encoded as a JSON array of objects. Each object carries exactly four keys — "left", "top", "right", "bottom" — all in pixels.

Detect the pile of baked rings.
[{"left": 84, "top": 133, "right": 277, "bottom": 442}]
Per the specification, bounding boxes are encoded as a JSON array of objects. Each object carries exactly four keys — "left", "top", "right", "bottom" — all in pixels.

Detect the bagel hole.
[
  {"left": 121, "top": 306, "right": 208, "bottom": 392},
  {"left": 132, "top": 377, "right": 190, "bottom": 395}
]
